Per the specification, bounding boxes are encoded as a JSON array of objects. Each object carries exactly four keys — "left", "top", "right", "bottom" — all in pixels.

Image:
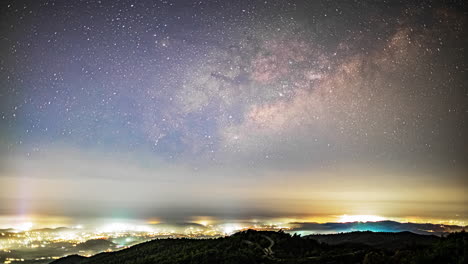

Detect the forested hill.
[
  {"left": 51, "top": 230, "right": 467, "bottom": 264},
  {"left": 306, "top": 230, "right": 439, "bottom": 249}
]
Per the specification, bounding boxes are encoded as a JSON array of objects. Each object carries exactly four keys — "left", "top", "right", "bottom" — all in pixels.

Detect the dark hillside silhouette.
[{"left": 50, "top": 230, "right": 468, "bottom": 264}]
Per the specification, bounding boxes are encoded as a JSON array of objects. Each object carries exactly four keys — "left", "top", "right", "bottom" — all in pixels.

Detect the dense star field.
[{"left": 0, "top": 1, "right": 467, "bottom": 221}]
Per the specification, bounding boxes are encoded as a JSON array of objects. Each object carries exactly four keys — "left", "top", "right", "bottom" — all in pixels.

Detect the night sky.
[{"left": 0, "top": 0, "right": 467, "bottom": 223}]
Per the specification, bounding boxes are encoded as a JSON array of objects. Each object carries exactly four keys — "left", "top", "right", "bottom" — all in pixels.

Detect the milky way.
[{"left": 0, "top": 1, "right": 467, "bottom": 220}]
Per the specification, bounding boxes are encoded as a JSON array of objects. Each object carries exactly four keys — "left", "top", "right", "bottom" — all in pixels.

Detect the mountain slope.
[
  {"left": 50, "top": 230, "right": 467, "bottom": 264},
  {"left": 306, "top": 231, "right": 439, "bottom": 249}
]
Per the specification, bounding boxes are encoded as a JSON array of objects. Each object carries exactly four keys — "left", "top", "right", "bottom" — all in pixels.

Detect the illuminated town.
[
  {"left": 1, "top": 215, "right": 466, "bottom": 264},
  {"left": 0, "top": 220, "right": 292, "bottom": 264}
]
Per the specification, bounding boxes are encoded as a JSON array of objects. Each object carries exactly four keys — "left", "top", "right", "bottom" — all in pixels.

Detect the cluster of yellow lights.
[{"left": 0, "top": 215, "right": 466, "bottom": 264}]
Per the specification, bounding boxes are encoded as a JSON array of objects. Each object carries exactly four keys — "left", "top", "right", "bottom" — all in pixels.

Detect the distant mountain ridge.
[
  {"left": 2, "top": 220, "right": 464, "bottom": 236},
  {"left": 290, "top": 220, "right": 465, "bottom": 235},
  {"left": 306, "top": 230, "right": 439, "bottom": 249}
]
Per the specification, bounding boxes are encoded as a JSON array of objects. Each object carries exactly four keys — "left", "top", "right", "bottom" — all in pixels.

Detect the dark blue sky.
[{"left": 0, "top": 0, "right": 467, "bottom": 222}]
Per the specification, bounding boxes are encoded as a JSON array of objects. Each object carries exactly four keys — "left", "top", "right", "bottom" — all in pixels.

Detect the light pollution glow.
[
  {"left": 0, "top": 214, "right": 466, "bottom": 232},
  {"left": 0, "top": 214, "right": 466, "bottom": 264}
]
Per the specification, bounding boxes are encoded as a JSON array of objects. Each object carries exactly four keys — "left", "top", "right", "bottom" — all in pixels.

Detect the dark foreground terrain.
[{"left": 51, "top": 230, "right": 467, "bottom": 264}]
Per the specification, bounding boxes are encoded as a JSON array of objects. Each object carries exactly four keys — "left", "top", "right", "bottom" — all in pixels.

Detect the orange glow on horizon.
[{"left": 0, "top": 214, "right": 466, "bottom": 230}]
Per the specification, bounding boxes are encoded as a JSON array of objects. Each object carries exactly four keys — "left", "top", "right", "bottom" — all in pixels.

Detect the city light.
[{"left": 338, "top": 215, "right": 386, "bottom": 223}]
